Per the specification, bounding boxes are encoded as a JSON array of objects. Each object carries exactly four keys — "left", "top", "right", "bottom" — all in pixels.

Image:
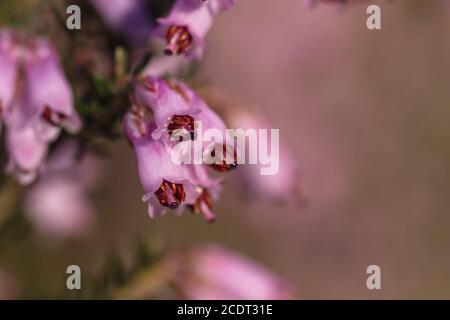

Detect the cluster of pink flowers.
[
  {"left": 113, "top": 0, "right": 300, "bottom": 222},
  {"left": 0, "top": 0, "right": 301, "bottom": 300},
  {"left": 124, "top": 76, "right": 233, "bottom": 222},
  {"left": 118, "top": 0, "right": 238, "bottom": 222},
  {"left": 0, "top": 30, "right": 81, "bottom": 185}
]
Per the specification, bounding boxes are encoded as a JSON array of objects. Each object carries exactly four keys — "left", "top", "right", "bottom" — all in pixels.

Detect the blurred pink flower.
[
  {"left": 123, "top": 109, "right": 199, "bottom": 218},
  {"left": 0, "top": 29, "right": 81, "bottom": 184},
  {"left": 227, "top": 109, "right": 300, "bottom": 204},
  {"left": 154, "top": 0, "right": 235, "bottom": 59},
  {"left": 24, "top": 141, "right": 100, "bottom": 238},
  {"left": 23, "top": 38, "right": 81, "bottom": 140},
  {"left": 5, "top": 124, "right": 48, "bottom": 185},
  {"left": 89, "top": 0, "right": 153, "bottom": 46},
  {"left": 172, "top": 244, "right": 292, "bottom": 299}
]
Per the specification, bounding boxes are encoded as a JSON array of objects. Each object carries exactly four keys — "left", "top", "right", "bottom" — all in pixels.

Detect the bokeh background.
[{"left": 1, "top": 0, "right": 450, "bottom": 299}]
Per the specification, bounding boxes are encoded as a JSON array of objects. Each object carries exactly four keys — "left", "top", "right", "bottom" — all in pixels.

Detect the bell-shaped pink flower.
[
  {"left": 170, "top": 79, "right": 237, "bottom": 172},
  {"left": 134, "top": 76, "right": 200, "bottom": 143},
  {"left": 123, "top": 109, "right": 199, "bottom": 218},
  {"left": 24, "top": 39, "right": 81, "bottom": 142},
  {"left": 170, "top": 244, "right": 292, "bottom": 299},
  {"left": 155, "top": 0, "right": 236, "bottom": 59},
  {"left": 89, "top": 0, "right": 153, "bottom": 46}
]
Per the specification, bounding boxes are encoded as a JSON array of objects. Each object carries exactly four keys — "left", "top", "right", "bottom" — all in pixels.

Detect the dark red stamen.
[
  {"left": 41, "top": 106, "right": 66, "bottom": 126},
  {"left": 154, "top": 179, "right": 186, "bottom": 209},
  {"left": 167, "top": 115, "right": 196, "bottom": 141},
  {"left": 164, "top": 26, "right": 193, "bottom": 56}
]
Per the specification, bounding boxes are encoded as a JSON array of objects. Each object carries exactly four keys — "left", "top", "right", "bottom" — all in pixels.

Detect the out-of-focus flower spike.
[
  {"left": 228, "top": 109, "right": 300, "bottom": 204},
  {"left": 25, "top": 141, "right": 100, "bottom": 239},
  {"left": 169, "top": 244, "right": 293, "bottom": 299},
  {"left": 0, "top": 29, "right": 82, "bottom": 185}
]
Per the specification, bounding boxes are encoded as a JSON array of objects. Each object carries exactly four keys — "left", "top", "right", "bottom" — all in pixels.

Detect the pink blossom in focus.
[
  {"left": 172, "top": 244, "right": 292, "bottom": 300},
  {"left": 155, "top": 0, "right": 236, "bottom": 59},
  {"left": 135, "top": 76, "right": 237, "bottom": 172},
  {"left": 170, "top": 79, "right": 237, "bottom": 172},
  {"left": 134, "top": 76, "right": 200, "bottom": 143},
  {"left": 123, "top": 109, "right": 199, "bottom": 218}
]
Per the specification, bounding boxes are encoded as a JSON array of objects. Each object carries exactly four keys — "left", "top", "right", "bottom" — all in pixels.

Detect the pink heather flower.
[
  {"left": 89, "top": 0, "right": 153, "bottom": 46},
  {"left": 123, "top": 109, "right": 199, "bottom": 218},
  {"left": 155, "top": 0, "right": 236, "bottom": 59},
  {"left": 171, "top": 244, "right": 292, "bottom": 300},
  {"left": 134, "top": 76, "right": 200, "bottom": 143},
  {"left": 170, "top": 79, "right": 237, "bottom": 172},
  {"left": 24, "top": 38, "right": 81, "bottom": 141},
  {"left": 135, "top": 76, "right": 236, "bottom": 172},
  {"left": 25, "top": 177, "right": 94, "bottom": 238},
  {"left": 24, "top": 141, "right": 99, "bottom": 238},
  {"left": 0, "top": 29, "right": 81, "bottom": 184}
]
